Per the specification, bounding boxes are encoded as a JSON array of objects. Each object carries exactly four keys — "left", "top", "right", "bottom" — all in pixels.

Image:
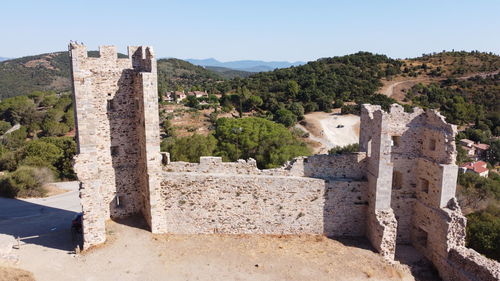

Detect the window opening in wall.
[
  {"left": 392, "top": 171, "right": 402, "bottom": 190},
  {"left": 415, "top": 227, "right": 428, "bottom": 248},
  {"left": 420, "top": 178, "right": 429, "bottom": 193},
  {"left": 391, "top": 136, "right": 401, "bottom": 147},
  {"left": 107, "top": 99, "right": 115, "bottom": 111},
  {"left": 367, "top": 138, "right": 372, "bottom": 157},
  {"left": 429, "top": 139, "right": 436, "bottom": 151},
  {"left": 116, "top": 195, "right": 123, "bottom": 208},
  {"left": 111, "top": 146, "right": 119, "bottom": 156}
]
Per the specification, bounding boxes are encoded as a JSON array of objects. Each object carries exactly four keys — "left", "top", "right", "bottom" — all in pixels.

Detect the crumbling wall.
[
  {"left": 360, "top": 104, "right": 499, "bottom": 280},
  {"left": 158, "top": 155, "right": 368, "bottom": 236},
  {"left": 70, "top": 42, "right": 497, "bottom": 280},
  {"left": 69, "top": 43, "right": 161, "bottom": 248}
]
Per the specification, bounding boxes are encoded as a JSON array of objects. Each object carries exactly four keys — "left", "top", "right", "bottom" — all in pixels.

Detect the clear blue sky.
[{"left": 2, "top": 0, "right": 499, "bottom": 61}]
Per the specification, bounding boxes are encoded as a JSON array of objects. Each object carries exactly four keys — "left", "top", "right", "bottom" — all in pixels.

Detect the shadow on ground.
[
  {"left": 111, "top": 213, "right": 150, "bottom": 231},
  {"left": 0, "top": 195, "right": 82, "bottom": 252}
]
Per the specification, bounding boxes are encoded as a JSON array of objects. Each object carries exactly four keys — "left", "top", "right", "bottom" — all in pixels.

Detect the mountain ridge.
[{"left": 185, "top": 58, "right": 305, "bottom": 72}]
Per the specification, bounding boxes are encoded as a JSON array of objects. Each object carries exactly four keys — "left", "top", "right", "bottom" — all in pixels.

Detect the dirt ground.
[
  {"left": 0, "top": 266, "right": 35, "bottom": 281},
  {"left": 299, "top": 110, "right": 360, "bottom": 154},
  {"left": 6, "top": 217, "right": 413, "bottom": 281}
]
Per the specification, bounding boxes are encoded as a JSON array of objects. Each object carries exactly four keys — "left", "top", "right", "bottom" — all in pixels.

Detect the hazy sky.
[{"left": 1, "top": 0, "right": 499, "bottom": 61}]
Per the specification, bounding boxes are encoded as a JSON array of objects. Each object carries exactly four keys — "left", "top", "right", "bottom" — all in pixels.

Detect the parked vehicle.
[{"left": 71, "top": 213, "right": 83, "bottom": 234}]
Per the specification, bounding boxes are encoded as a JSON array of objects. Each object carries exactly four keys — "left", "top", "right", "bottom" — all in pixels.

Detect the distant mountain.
[
  {"left": 205, "top": 66, "right": 253, "bottom": 79},
  {"left": 0, "top": 57, "right": 10, "bottom": 62},
  {"left": 186, "top": 58, "right": 305, "bottom": 72}
]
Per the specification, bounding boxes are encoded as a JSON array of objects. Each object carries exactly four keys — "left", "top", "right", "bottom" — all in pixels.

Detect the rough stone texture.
[
  {"left": 366, "top": 209, "right": 397, "bottom": 260},
  {"left": 446, "top": 247, "right": 500, "bottom": 281},
  {"left": 69, "top": 43, "right": 161, "bottom": 248},
  {"left": 159, "top": 173, "right": 326, "bottom": 235},
  {"left": 165, "top": 153, "right": 367, "bottom": 179},
  {"left": 70, "top": 44, "right": 499, "bottom": 281},
  {"left": 159, "top": 154, "right": 368, "bottom": 237},
  {"left": 360, "top": 104, "right": 499, "bottom": 280}
]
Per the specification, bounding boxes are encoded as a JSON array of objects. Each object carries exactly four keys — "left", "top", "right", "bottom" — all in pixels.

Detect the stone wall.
[
  {"left": 165, "top": 153, "right": 367, "bottom": 179},
  {"left": 158, "top": 154, "right": 368, "bottom": 236},
  {"left": 69, "top": 43, "right": 161, "bottom": 248},
  {"left": 70, "top": 43, "right": 498, "bottom": 281},
  {"left": 359, "top": 104, "right": 499, "bottom": 280}
]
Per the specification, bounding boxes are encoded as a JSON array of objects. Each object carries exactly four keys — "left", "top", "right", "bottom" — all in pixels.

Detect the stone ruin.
[{"left": 69, "top": 43, "right": 499, "bottom": 281}]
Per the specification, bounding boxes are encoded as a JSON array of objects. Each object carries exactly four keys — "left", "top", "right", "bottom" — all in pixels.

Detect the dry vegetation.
[{"left": 0, "top": 266, "right": 35, "bottom": 281}]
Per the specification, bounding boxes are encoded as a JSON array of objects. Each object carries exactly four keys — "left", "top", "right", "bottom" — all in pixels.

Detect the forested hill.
[
  {"left": 0, "top": 52, "right": 71, "bottom": 99},
  {"left": 214, "top": 52, "right": 403, "bottom": 123},
  {"left": 0, "top": 53, "right": 226, "bottom": 99},
  {"left": 1, "top": 49, "right": 499, "bottom": 103},
  {"left": 403, "top": 51, "right": 500, "bottom": 77},
  {"left": 156, "top": 58, "right": 224, "bottom": 93}
]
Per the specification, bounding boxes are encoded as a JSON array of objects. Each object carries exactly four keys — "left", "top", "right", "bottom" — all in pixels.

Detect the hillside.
[
  {"left": 379, "top": 51, "right": 500, "bottom": 103},
  {"left": 404, "top": 51, "right": 500, "bottom": 77},
  {"left": 212, "top": 52, "right": 402, "bottom": 126},
  {"left": 156, "top": 58, "right": 224, "bottom": 93},
  {"left": 0, "top": 53, "right": 226, "bottom": 99},
  {"left": 0, "top": 52, "right": 71, "bottom": 99},
  {"left": 205, "top": 66, "right": 253, "bottom": 79}
]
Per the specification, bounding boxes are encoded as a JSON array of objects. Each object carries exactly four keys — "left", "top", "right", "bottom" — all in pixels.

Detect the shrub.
[
  {"left": 0, "top": 120, "right": 11, "bottom": 135},
  {"left": 163, "top": 134, "right": 217, "bottom": 163},
  {"left": 328, "top": 143, "right": 360, "bottom": 155},
  {"left": 466, "top": 206, "right": 500, "bottom": 261},
  {"left": 0, "top": 166, "right": 54, "bottom": 198},
  {"left": 18, "top": 140, "right": 63, "bottom": 167}
]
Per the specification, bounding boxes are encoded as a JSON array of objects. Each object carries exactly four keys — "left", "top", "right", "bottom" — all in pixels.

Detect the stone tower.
[
  {"left": 69, "top": 43, "right": 163, "bottom": 248},
  {"left": 360, "top": 104, "right": 460, "bottom": 259}
]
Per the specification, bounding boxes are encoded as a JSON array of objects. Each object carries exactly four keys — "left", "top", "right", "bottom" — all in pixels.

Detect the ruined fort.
[{"left": 69, "top": 43, "right": 499, "bottom": 281}]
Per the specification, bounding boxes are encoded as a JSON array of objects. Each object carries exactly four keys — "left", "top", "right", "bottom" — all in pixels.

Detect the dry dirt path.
[{"left": 380, "top": 70, "right": 500, "bottom": 101}]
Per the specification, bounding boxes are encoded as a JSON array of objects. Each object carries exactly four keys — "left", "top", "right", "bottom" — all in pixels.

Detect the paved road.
[{"left": 0, "top": 181, "right": 81, "bottom": 251}]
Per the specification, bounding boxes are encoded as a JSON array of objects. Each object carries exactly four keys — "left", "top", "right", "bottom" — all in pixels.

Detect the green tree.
[
  {"left": 165, "top": 134, "right": 217, "bottom": 162},
  {"left": 287, "top": 80, "right": 300, "bottom": 98},
  {"left": 289, "top": 102, "right": 305, "bottom": 120},
  {"left": 185, "top": 95, "right": 199, "bottom": 108},
  {"left": 0, "top": 96, "right": 37, "bottom": 125},
  {"left": 214, "top": 117, "right": 310, "bottom": 168},
  {"left": 274, "top": 108, "right": 297, "bottom": 127},
  {"left": 487, "top": 140, "right": 500, "bottom": 165},
  {"left": 18, "top": 140, "right": 64, "bottom": 169},
  {"left": 466, "top": 206, "right": 500, "bottom": 261},
  {"left": 2, "top": 126, "right": 28, "bottom": 149},
  {"left": 247, "top": 95, "right": 263, "bottom": 111},
  {"left": 162, "top": 119, "right": 176, "bottom": 138},
  {"left": 0, "top": 120, "right": 11, "bottom": 135},
  {"left": 40, "top": 137, "right": 77, "bottom": 179}
]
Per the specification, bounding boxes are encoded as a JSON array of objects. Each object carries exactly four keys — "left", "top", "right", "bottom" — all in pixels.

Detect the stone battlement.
[
  {"left": 164, "top": 153, "right": 367, "bottom": 180},
  {"left": 70, "top": 44, "right": 499, "bottom": 281},
  {"left": 69, "top": 43, "right": 155, "bottom": 72}
]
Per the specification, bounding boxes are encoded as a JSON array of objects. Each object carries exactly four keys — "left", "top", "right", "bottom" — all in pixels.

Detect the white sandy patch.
[{"left": 318, "top": 114, "right": 360, "bottom": 147}]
